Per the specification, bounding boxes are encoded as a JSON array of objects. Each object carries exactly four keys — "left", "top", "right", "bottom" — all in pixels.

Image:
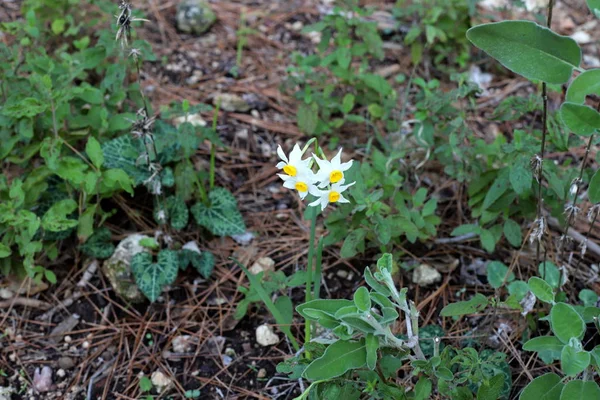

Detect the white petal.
[
  {"left": 312, "top": 153, "right": 327, "bottom": 169},
  {"left": 276, "top": 145, "right": 288, "bottom": 163},
  {"left": 278, "top": 174, "right": 292, "bottom": 181},
  {"left": 320, "top": 197, "right": 329, "bottom": 211},
  {"left": 331, "top": 148, "right": 343, "bottom": 167},
  {"left": 308, "top": 198, "right": 321, "bottom": 208},
  {"left": 337, "top": 194, "right": 350, "bottom": 203},
  {"left": 289, "top": 143, "right": 303, "bottom": 163},
  {"left": 276, "top": 161, "right": 286, "bottom": 169},
  {"left": 298, "top": 190, "right": 309, "bottom": 200},
  {"left": 340, "top": 160, "right": 353, "bottom": 171},
  {"left": 283, "top": 180, "right": 296, "bottom": 190},
  {"left": 309, "top": 186, "right": 323, "bottom": 196}
]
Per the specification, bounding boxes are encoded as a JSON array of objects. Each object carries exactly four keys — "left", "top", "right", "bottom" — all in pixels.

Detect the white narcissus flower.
[
  {"left": 313, "top": 149, "right": 353, "bottom": 188},
  {"left": 276, "top": 144, "right": 310, "bottom": 177},
  {"left": 278, "top": 169, "right": 317, "bottom": 200},
  {"left": 309, "top": 181, "right": 355, "bottom": 211}
]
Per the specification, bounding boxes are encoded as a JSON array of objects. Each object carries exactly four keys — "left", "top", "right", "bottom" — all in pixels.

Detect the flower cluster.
[{"left": 277, "top": 143, "right": 355, "bottom": 211}]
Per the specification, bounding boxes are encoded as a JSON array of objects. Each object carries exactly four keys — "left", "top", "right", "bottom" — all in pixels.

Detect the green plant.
[
  {"left": 392, "top": 0, "right": 473, "bottom": 68},
  {"left": 284, "top": 4, "right": 397, "bottom": 137},
  {"left": 276, "top": 254, "right": 511, "bottom": 399}
]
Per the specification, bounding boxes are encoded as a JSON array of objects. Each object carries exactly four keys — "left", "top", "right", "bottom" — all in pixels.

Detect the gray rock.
[
  {"left": 412, "top": 264, "right": 442, "bottom": 286},
  {"left": 57, "top": 357, "right": 76, "bottom": 370},
  {"left": 214, "top": 93, "right": 252, "bottom": 113},
  {"left": 101, "top": 234, "right": 150, "bottom": 303},
  {"left": 176, "top": 0, "right": 217, "bottom": 35}
]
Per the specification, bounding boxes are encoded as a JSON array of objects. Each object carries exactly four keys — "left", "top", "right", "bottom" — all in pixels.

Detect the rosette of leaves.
[
  {"left": 154, "top": 196, "right": 189, "bottom": 230},
  {"left": 191, "top": 187, "right": 245, "bottom": 236},
  {"left": 131, "top": 249, "right": 178, "bottom": 302},
  {"left": 178, "top": 249, "right": 215, "bottom": 279},
  {"left": 81, "top": 227, "right": 115, "bottom": 259}
]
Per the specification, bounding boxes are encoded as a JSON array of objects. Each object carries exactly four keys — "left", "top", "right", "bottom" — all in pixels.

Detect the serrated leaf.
[
  {"left": 467, "top": 21, "right": 581, "bottom": 84},
  {"left": 303, "top": 339, "right": 367, "bottom": 380},
  {"left": 41, "top": 199, "right": 78, "bottom": 232},
  {"left": 561, "top": 102, "right": 600, "bottom": 136},
  {"left": 131, "top": 250, "right": 179, "bottom": 302},
  {"left": 190, "top": 188, "right": 245, "bottom": 236}
]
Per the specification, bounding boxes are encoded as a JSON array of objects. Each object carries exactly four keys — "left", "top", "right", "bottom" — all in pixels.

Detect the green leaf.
[
  {"left": 341, "top": 94, "right": 355, "bottom": 114},
  {"left": 155, "top": 196, "right": 189, "bottom": 230},
  {"left": 41, "top": 199, "right": 78, "bottom": 232},
  {"left": 480, "top": 229, "right": 496, "bottom": 253},
  {"left": 340, "top": 228, "right": 367, "bottom": 258},
  {"left": 368, "top": 104, "right": 384, "bottom": 119},
  {"left": 131, "top": 250, "right": 179, "bottom": 302},
  {"left": 566, "top": 69, "right": 600, "bottom": 103},
  {"left": 303, "top": 339, "right": 367, "bottom": 380},
  {"left": 551, "top": 303, "right": 585, "bottom": 343},
  {"left": 482, "top": 171, "right": 509, "bottom": 210},
  {"left": 414, "top": 377, "right": 432, "bottom": 400},
  {"left": 102, "top": 134, "right": 151, "bottom": 185},
  {"left": 579, "top": 289, "right": 598, "bottom": 307},
  {"left": 297, "top": 299, "right": 354, "bottom": 320},
  {"left": 477, "top": 374, "right": 505, "bottom": 400},
  {"left": 353, "top": 287, "right": 371, "bottom": 312},
  {"left": 451, "top": 224, "right": 480, "bottom": 236},
  {"left": 139, "top": 376, "right": 152, "bottom": 392},
  {"left": 503, "top": 219, "right": 522, "bottom": 248},
  {"left": 365, "top": 334, "right": 378, "bottom": 370},
  {"left": 275, "top": 296, "right": 294, "bottom": 326},
  {"left": 86, "top": 136, "right": 104, "bottom": 169},
  {"left": 80, "top": 227, "right": 114, "bottom": 259},
  {"left": 191, "top": 188, "right": 245, "bottom": 236},
  {"left": 487, "top": 261, "right": 514, "bottom": 289},
  {"left": 523, "top": 336, "right": 565, "bottom": 353},
  {"left": 589, "top": 169, "right": 600, "bottom": 204},
  {"left": 560, "top": 380, "right": 600, "bottom": 400},
  {"left": 297, "top": 102, "right": 318, "bottom": 135},
  {"left": 539, "top": 261, "right": 561, "bottom": 288},
  {"left": 528, "top": 276, "right": 555, "bottom": 304},
  {"left": 507, "top": 280, "right": 529, "bottom": 301},
  {"left": 192, "top": 251, "right": 215, "bottom": 279},
  {"left": 466, "top": 21, "right": 581, "bottom": 84},
  {"left": 440, "top": 293, "right": 488, "bottom": 317},
  {"left": 77, "top": 205, "right": 96, "bottom": 242},
  {"left": 560, "top": 102, "right": 600, "bottom": 136},
  {"left": 587, "top": 0, "right": 600, "bottom": 18},
  {"left": 510, "top": 158, "right": 532, "bottom": 195},
  {"left": 0, "top": 243, "right": 12, "bottom": 258},
  {"left": 561, "top": 345, "right": 590, "bottom": 376},
  {"left": 101, "top": 169, "right": 134, "bottom": 196},
  {"left": 519, "top": 373, "right": 563, "bottom": 400}
]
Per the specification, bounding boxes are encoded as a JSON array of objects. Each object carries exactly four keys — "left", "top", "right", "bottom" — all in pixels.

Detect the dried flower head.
[
  {"left": 530, "top": 217, "right": 547, "bottom": 244},
  {"left": 115, "top": 1, "right": 149, "bottom": 49},
  {"left": 530, "top": 154, "right": 543, "bottom": 181},
  {"left": 564, "top": 203, "right": 580, "bottom": 220},
  {"left": 588, "top": 204, "right": 600, "bottom": 223},
  {"left": 569, "top": 177, "right": 582, "bottom": 197},
  {"left": 580, "top": 238, "right": 588, "bottom": 257},
  {"left": 129, "top": 108, "right": 156, "bottom": 140}
]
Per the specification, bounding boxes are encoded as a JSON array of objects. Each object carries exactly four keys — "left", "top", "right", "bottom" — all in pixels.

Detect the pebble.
[
  {"left": 336, "top": 270, "right": 348, "bottom": 279},
  {"left": 172, "top": 335, "right": 195, "bottom": 353},
  {"left": 256, "top": 324, "right": 279, "bottom": 346},
  {"left": 572, "top": 31, "right": 592, "bottom": 44},
  {"left": 56, "top": 369, "right": 66, "bottom": 378},
  {"left": 257, "top": 368, "right": 267, "bottom": 379},
  {"left": 412, "top": 264, "right": 442, "bottom": 286},
  {"left": 0, "top": 288, "right": 13, "bottom": 299},
  {"left": 58, "top": 357, "right": 75, "bottom": 370},
  {"left": 249, "top": 257, "right": 275, "bottom": 275},
  {"left": 151, "top": 371, "right": 172, "bottom": 389}
]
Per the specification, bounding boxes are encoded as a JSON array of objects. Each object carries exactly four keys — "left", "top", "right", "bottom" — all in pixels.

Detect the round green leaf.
[
  {"left": 560, "top": 102, "right": 600, "bottom": 136},
  {"left": 353, "top": 287, "right": 372, "bottom": 312},
  {"left": 566, "top": 69, "right": 600, "bottom": 103},
  {"left": 519, "top": 373, "right": 563, "bottom": 400},
  {"left": 551, "top": 303, "right": 585, "bottom": 343},
  {"left": 579, "top": 289, "right": 599, "bottom": 307},
  {"left": 528, "top": 276, "right": 554, "bottom": 304},
  {"left": 589, "top": 170, "right": 600, "bottom": 204},
  {"left": 487, "top": 261, "right": 514, "bottom": 289},
  {"left": 523, "top": 336, "right": 564, "bottom": 353},
  {"left": 560, "top": 379, "right": 600, "bottom": 399},
  {"left": 588, "top": 0, "right": 600, "bottom": 18},
  {"left": 466, "top": 21, "right": 581, "bottom": 84},
  {"left": 561, "top": 345, "right": 591, "bottom": 376}
]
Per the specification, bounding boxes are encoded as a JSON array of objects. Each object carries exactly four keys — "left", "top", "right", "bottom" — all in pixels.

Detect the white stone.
[
  {"left": 182, "top": 241, "right": 202, "bottom": 254},
  {"left": 151, "top": 371, "right": 172, "bottom": 389},
  {"left": 0, "top": 289, "right": 13, "bottom": 299},
  {"left": 256, "top": 324, "right": 279, "bottom": 346},
  {"left": 412, "top": 264, "right": 442, "bottom": 286},
  {"left": 249, "top": 257, "right": 275, "bottom": 275},
  {"left": 231, "top": 231, "right": 255, "bottom": 245},
  {"left": 173, "top": 113, "right": 207, "bottom": 128},
  {"left": 572, "top": 31, "right": 592, "bottom": 44},
  {"left": 172, "top": 335, "right": 194, "bottom": 353}
]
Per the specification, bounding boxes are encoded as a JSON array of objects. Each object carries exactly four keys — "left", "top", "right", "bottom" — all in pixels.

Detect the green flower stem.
[
  {"left": 313, "top": 237, "right": 323, "bottom": 300},
  {"left": 209, "top": 100, "right": 221, "bottom": 191},
  {"left": 189, "top": 158, "right": 209, "bottom": 205},
  {"left": 231, "top": 258, "right": 300, "bottom": 351},
  {"left": 304, "top": 206, "right": 318, "bottom": 353}
]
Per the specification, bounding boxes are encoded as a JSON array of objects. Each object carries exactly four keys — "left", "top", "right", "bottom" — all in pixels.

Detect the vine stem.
[{"left": 535, "top": 0, "right": 555, "bottom": 270}]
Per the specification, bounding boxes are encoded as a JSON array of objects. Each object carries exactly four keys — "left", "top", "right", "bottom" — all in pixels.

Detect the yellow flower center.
[
  {"left": 295, "top": 182, "right": 308, "bottom": 192},
  {"left": 283, "top": 164, "right": 297, "bottom": 177},
  {"left": 330, "top": 170, "right": 343, "bottom": 183},
  {"left": 329, "top": 191, "right": 340, "bottom": 203}
]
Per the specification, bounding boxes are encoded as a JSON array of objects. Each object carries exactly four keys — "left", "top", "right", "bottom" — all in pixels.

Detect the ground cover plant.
[{"left": 2, "top": 0, "right": 600, "bottom": 399}]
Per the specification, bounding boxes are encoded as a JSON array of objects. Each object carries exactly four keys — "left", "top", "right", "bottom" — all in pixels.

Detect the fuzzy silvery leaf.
[
  {"left": 191, "top": 188, "right": 245, "bottom": 236},
  {"left": 131, "top": 250, "right": 179, "bottom": 302}
]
